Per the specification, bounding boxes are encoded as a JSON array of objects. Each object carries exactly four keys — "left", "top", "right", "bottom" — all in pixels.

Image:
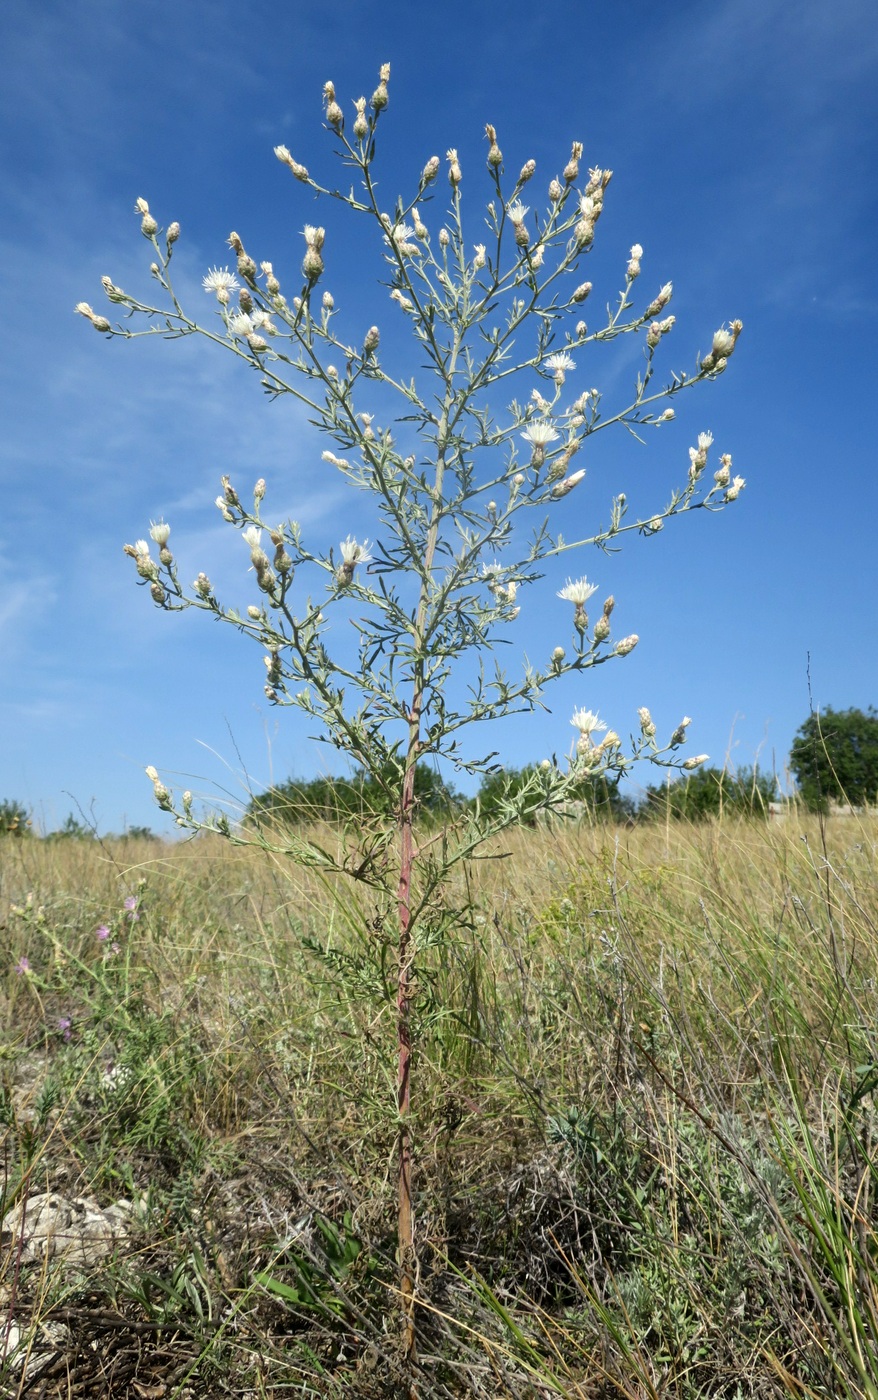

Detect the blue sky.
[{"left": 2, "top": 0, "right": 876, "bottom": 834}]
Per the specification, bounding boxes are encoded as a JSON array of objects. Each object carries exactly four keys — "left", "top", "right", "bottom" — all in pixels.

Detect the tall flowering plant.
[{"left": 79, "top": 62, "right": 744, "bottom": 1355}]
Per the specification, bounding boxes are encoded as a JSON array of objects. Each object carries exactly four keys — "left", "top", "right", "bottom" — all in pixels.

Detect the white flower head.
[
  {"left": 507, "top": 201, "right": 529, "bottom": 224},
  {"left": 242, "top": 525, "right": 262, "bottom": 550},
  {"left": 133, "top": 539, "right": 151, "bottom": 557},
  {"left": 149, "top": 520, "right": 171, "bottom": 546},
  {"left": 520, "top": 423, "right": 560, "bottom": 448},
  {"left": 340, "top": 536, "right": 372, "bottom": 567},
  {"left": 228, "top": 312, "right": 253, "bottom": 338},
  {"left": 202, "top": 267, "right": 239, "bottom": 299},
  {"left": 387, "top": 222, "right": 418, "bottom": 257},
  {"left": 571, "top": 707, "right": 607, "bottom": 737},
  {"left": 725, "top": 475, "right": 746, "bottom": 501},
  {"left": 557, "top": 577, "right": 598, "bottom": 606},
  {"left": 544, "top": 353, "right": 576, "bottom": 377}
]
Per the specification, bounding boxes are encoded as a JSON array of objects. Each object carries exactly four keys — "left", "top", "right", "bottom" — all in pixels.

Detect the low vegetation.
[{"left": 3, "top": 808, "right": 878, "bottom": 1397}]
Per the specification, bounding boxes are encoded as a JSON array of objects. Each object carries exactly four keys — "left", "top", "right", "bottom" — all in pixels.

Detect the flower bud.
[
  {"left": 145, "top": 766, "right": 159, "bottom": 782},
  {"left": 551, "top": 469, "right": 585, "bottom": 499},
  {"left": 363, "top": 325, "right": 380, "bottom": 355},
  {"left": 193, "top": 573, "right": 212, "bottom": 597},
  {"left": 150, "top": 581, "right": 166, "bottom": 604},
  {"left": 153, "top": 781, "right": 171, "bottom": 807},
  {"left": 247, "top": 605, "right": 261, "bottom": 619},
  {"left": 485, "top": 124, "right": 503, "bottom": 168},
  {"left": 519, "top": 159, "right": 536, "bottom": 183},
  {"left": 422, "top": 156, "right": 440, "bottom": 183},
  {"left": 638, "top": 706, "right": 656, "bottom": 738},
  {"left": 670, "top": 717, "right": 691, "bottom": 746},
  {"left": 593, "top": 615, "right": 611, "bottom": 642},
  {"left": 166, "top": 222, "right": 180, "bottom": 244},
  {"left": 572, "top": 281, "right": 592, "bottom": 303},
  {"left": 683, "top": 754, "right": 709, "bottom": 770},
  {"left": 615, "top": 634, "right": 639, "bottom": 656},
  {"left": 303, "top": 247, "right": 324, "bottom": 279},
  {"left": 447, "top": 148, "right": 462, "bottom": 186},
  {"left": 353, "top": 97, "right": 368, "bottom": 140},
  {"left": 439, "top": 228, "right": 450, "bottom": 247},
  {"left": 644, "top": 282, "right": 673, "bottom": 317},
  {"left": 548, "top": 177, "right": 563, "bottom": 202},
  {"left": 563, "top": 141, "right": 583, "bottom": 184}
]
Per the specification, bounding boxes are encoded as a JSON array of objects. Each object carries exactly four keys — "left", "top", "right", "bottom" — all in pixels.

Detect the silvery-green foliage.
[{"left": 80, "top": 64, "right": 745, "bottom": 852}]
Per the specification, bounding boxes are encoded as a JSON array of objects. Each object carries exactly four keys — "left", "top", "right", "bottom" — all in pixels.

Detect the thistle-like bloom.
[
  {"left": 337, "top": 536, "right": 372, "bottom": 586},
  {"left": 638, "top": 706, "right": 657, "bottom": 738},
  {"left": 340, "top": 536, "right": 372, "bottom": 567},
  {"left": 274, "top": 146, "right": 309, "bottom": 181},
  {"left": 571, "top": 707, "right": 607, "bottom": 737},
  {"left": 228, "top": 312, "right": 254, "bottom": 339},
  {"left": 725, "top": 475, "right": 746, "bottom": 501},
  {"left": 627, "top": 243, "right": 643, "bottom": 279},
  {"left": 507, "top": 201, "right": 529, "bottom": 224},
  {"left": 75, "top": 302, "right": 112, "bottom": 332},
  {"left": 242, "top": 525, "right": 262, "bottom": 550},
  {"left": 557, "top": 577, "right": 598, "bottom": 606},
  {"left": 447, "top": 148, "right": 462, "bottom": 186},
  {"left": 202, "top": 267, "right": 239, "bottom": 299},
  {"left": 149, "top": 520, "right": 170, "bottom": 547},
  {"left": 688, "top": 430, "right": 714, "bottom": 478},
  {"left": 388, "top": 223, "right": 418, "bottom": 256},
  {"left": 545, "top": 352, "right": 576, "bottom": 383},
  {"left": 521, "top": 423, "right": 559, "bottom": 449}
]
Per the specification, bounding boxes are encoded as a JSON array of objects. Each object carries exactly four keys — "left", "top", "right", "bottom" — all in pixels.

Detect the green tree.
[
  {"left": 250, "top": 762, "right": 460, "bottom": 828},
  {"left": 0, "top": 799, "right": 30, "bottom": 837},
  {"left": 640, "top": 765, "right": 778, "bottom": 821},
  {"left": 789, "top": 706, "right": 878, "bottom": 812}
]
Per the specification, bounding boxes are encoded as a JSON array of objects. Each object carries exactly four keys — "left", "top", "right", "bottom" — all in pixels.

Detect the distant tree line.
[
  {"left": 246, "top": 761, "right": 776, "bottom": 828},
  {"left": 4, "top": 707, "right": 876, "bottom": 837}
]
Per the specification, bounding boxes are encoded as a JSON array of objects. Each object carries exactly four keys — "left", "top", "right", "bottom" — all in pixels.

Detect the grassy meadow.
[{"left": 2, "top": 809, "right": 878, "bottom": 1397}]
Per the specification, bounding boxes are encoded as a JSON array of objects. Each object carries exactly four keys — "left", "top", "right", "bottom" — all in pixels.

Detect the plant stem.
[{"left": 396, "top": 716, "right": 419, "bottom": 1360}]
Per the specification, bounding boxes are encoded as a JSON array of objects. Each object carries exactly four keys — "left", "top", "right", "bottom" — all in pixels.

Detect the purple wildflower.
[
  {"left": 96, "top": 924, "right": 110, "bottom": 942},
  {"left": 58, "top": 1017, "right": 72, "bottom": 1041},
  {"left": 110, "top": 942, "right": 121, "bottom": 955},
  {"left": 123, "top": 896, "right": 139, "bottom": 922},
  {"left": 15, "top": 956, "right": 30, "bottom": 975}
]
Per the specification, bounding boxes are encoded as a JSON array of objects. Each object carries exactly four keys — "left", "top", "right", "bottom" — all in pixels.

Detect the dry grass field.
[{"left": 2, "top": 809, "right": 878, "bottom": 1397}]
